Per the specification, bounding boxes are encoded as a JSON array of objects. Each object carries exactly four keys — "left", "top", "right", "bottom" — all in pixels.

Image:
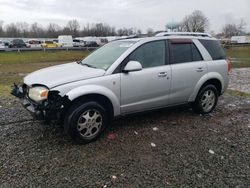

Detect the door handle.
[
  {"left": 158, "top": 72, "right": 167, "bottom": 77},
  {"left": 196, "top": 67, "right": 204, "bottom": 72}
]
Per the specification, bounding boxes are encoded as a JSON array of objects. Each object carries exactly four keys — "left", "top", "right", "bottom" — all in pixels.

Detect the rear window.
[{"left": 199, "top": 39, "right": 225, "bottom": 60}]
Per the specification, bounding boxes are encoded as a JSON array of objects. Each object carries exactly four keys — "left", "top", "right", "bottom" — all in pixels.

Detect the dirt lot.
[{"left": 0, "top": 69, "right": 250, "bottom": 187}]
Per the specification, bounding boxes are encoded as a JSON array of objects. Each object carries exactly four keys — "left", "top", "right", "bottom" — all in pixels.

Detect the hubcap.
[
  {"left": 77, "top": 109, "right": 102, "bottom": 138},
  {"left": 201, "top": 90, "right": 216, "bottom": 112}
]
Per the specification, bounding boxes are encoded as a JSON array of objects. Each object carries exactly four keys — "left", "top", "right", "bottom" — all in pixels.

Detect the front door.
[{"left": 120, "top": 40, "right": 171, "bottom": 114}]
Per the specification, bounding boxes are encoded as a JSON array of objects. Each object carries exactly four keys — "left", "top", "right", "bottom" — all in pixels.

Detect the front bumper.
[{"left": 11, "top": 83, "right": 69, "bottom": 121}]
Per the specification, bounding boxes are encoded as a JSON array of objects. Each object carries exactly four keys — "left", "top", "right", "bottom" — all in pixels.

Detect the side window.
[
  {"left": 199, "top": 39, "right": 225, "bottom": 60},
  {"left": 171, "top": 42, "right": 203, "bottom": 64},
  {"left": 129, "top": 41, "right": 165, "bottom": 68},
  {"left": 191, "top": 43, "right": 203, "bottom": 61},
  {"left": 171, "top": 43, "right": 192, "bottom": 64}
]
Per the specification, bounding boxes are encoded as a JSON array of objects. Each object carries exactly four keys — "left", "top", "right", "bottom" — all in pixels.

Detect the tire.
[
  {"left": 193, "top": 84, "right": 218, "bottom": 114},
  {"left": 64, "top": 101, "right": 108, "bottom": 144}
]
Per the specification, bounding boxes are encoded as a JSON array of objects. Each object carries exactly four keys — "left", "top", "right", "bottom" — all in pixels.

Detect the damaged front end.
[{"left": 11, "top": 83, "right": 70, "bottom": 122}]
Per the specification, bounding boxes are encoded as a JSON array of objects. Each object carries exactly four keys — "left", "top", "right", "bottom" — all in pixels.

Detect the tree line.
[
  {"left": 0, "top": 20, "right": 142, "bottom": 38},
  {"left": 0, "top": 10, "right": 248, "bottom": 38}
]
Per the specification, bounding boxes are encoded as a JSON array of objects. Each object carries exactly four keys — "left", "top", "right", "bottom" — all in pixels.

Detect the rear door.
[{"left": 168, "top": 39, "right": 207, "bottom": 105}]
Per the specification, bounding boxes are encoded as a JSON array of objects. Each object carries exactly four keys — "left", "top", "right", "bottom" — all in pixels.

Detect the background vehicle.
[
  {"left": 84, "top": 41, "right": 99, "bottom": 47},
  {"left": 73, "top": 39, "right": 85, "bottom": 47},
  {"left": 41, "top": 41, "right": 58, "bottom": 48},
  {"left": 26, "top": 39, "right": 42, "bottom": 48},
  {"left": 12, "top": 32, "right": 229, "bottom": 144},
  {"left": 0, "top": 40, "right": 6, "bottom": 49},
  {"left": 58, "top": 35, "right": 73, "bottom": 47},
  {"left": 9, "top": 39, "right": 27, "bottom": 48}
]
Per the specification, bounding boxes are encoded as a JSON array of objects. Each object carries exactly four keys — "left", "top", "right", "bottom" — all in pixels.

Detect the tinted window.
[
  {"left": 129, "top": 41, "right": 165, "bottom": 68},
  {"left": 199, "top": 39, "right": 225, "bottom": 60},
  {"left": 171, "top": 43, "right": 203, "bottom": 64},
  {"left": 191, "top": 44, "right": 203, "bottom": 61},
  {"left": 171, "top": 43, "right": 192, "bottom": 64}
]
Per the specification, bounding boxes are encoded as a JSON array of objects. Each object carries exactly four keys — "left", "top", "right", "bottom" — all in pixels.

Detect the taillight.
[{"left": 226, "top": 59, "right": 231, "bottom": 74}]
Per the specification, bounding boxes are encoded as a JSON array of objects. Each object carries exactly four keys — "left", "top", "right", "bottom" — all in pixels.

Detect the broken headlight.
[{"left": 28, "top": 86, "right": 49, "bottom": 102}]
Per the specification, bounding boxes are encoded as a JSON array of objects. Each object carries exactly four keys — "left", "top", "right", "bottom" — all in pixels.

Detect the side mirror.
[{"left": 123, "top": 61, "right": 142, "bottom": 73}]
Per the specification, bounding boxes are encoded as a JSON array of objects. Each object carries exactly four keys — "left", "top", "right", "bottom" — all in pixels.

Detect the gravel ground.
[
  {"left": 229, "top": 68, "right": 250, "bottom": 93},
  {"left": 0, "top": 94, "right": 250, "bottom": 187}
]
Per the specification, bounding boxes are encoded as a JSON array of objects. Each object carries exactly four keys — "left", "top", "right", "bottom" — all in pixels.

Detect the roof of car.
[{"left": 116, "top": 32, "right": 216, "bottom": 44}]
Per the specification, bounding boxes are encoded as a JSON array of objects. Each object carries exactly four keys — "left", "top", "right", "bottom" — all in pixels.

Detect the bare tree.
[
  {"left": 16, "top": 22, "right": 29, "bottom": 37},
  {"left": 47, "top": 23, "right": 61, "bottom": 37},
  {"left": 0, "top": 20, "right": 4, "bottom": 37},
  {"left": 181, "top": 10, "right": 209, "bottom": 32},
  {"left": 5, "top": 23, "right": 19, "bottom": 37},
  {"left": 30, "top": 23, "right": 44, "bottom": 38},
  {"left": 222, "top": 19, "right": 246, "bottom": 37},
  {"left": 66, "top": 19, "right": 80, "bottom": 37},
  {"left": 147, "top": 28, "right": 154, "bottom": 36}
]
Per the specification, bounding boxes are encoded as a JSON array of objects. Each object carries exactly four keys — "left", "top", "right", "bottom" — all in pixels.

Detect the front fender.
[
  {"left": 66, "top": 85, "right": 120, "bottom": 116},
  {"left": 188, "top": 72, "right": 225, "bottom": 102}
]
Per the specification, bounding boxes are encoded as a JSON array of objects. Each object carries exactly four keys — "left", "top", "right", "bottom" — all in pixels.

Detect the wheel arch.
[
  {"left": 188, "top": 73, "right": 224, "bottom": 102},
  {"left": 68, "top": 93, "right": 115, "bottom": 121},
  {"left": 65, "top": 85, "right": 120, "bottom": 118}
]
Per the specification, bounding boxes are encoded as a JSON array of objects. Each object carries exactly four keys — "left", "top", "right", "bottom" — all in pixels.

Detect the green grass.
[
  {"left": 225, "top": 46, "right": 250, "bottom": 68},
  {"left": 0, "top": 50, "right": 89, "bottom": 64},
  {"left": 226, "top": 89, "right": 250, "bottom": 98}
]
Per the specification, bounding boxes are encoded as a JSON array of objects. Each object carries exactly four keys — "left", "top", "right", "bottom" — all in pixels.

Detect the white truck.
[
  {"left": 58, "top": 35, "right": 73, "bottom": 47},
  {"left": 231, "top": 36, "right": 250, "bottom": 44}
]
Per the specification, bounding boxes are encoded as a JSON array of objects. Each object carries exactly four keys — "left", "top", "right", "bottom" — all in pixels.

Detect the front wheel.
[
  {"left": 64, "top": 101, "right": 108, "bottom": 144},
  {"left": 193, "top": 85, "right": 218, "bottom": 114}
]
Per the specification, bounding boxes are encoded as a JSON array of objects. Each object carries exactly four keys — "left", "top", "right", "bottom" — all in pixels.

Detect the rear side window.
[
  {"left": 199, "top": 39, "right": 225, "bottom": 60},
  {"left": 170, "top": 41, "right": 203, "bottom": 64}
]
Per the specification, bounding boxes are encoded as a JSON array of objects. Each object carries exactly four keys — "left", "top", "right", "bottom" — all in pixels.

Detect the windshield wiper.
[{"left": 81, "top": 63, "right": 98, "bottom": 69}]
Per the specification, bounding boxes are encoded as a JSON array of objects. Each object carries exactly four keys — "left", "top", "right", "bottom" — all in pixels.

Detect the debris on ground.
[
  {"left": 151, "top": 143, "right": 156, "bottom": 147},
  {"left": 134, "top": 131, "right": 138, "bottom": 135},
  {"left": 107, "top": 133, "right": 116, "bottom": 140},
  {"left": 209, "top": 149, "right": 215, "bottom": 155},
  {"left": 153, "top": 127, "right": 159, "bottom": 131}
]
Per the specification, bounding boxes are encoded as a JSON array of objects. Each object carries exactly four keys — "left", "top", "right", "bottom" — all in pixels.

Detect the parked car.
[
  {"left": 84, "top": 41, "right": 99, "bottom": 47},
  {"left": 0, "top": 40, "right": 6, "bottom": 49},
  {"left": 73, "top": 39, "right": 85, "bottom": 47},
  {"left": 58, "top": 35, "right": 73, "bottom": 47},
  {"left": 41, "top": 41, "right": 58, "bottom": 48},
  {"left": 26, "top": 39, "right": 42, "bottom": 48},
  {"left": 9, "top": 39, "right": 27, "bottom": 48},
  {"left": 12, "top": 32, "right": 230, "bottom": 144}
]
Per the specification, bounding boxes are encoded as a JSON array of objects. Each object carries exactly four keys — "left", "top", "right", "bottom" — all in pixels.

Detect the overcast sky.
[{"left": 0, "top": 0, "right": 249, "bottom": 33}]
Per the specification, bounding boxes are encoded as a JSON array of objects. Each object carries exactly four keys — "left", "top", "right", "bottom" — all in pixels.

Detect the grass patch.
[
  {"left": 0, "top": 50, "right": 90, "bottom": 64},
  {"left": 225, "top": 89, "right": 250, "bottom": 98},
  {"left": 225, "top": 46, "right": 250, "bottom": 68}
]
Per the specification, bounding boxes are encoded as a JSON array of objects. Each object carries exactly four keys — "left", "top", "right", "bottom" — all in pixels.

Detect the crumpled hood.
[{"left": 24, "top": 62, "right": 105, "bottom": 88}]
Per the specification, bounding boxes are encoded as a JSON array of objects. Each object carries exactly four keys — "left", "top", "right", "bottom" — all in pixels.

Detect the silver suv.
[{"left": 12, "top": 32, "right": 230, "bottom": 144}]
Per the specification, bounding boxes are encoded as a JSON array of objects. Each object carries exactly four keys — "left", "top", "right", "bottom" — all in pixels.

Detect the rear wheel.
[
  {"left": 193, "top": 84, "right": 218, "bottom": 114},
  {"left": 64, "top": 101, "right": 107, "bottom": 144}
]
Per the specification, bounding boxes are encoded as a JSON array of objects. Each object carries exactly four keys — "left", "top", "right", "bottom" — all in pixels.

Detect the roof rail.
[{"left": 155, "top": 32, "right": 212, "bottom": 37}]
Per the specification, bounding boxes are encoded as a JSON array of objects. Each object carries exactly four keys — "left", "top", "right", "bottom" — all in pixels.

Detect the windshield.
[{"left": 81, "top": 41, "right": 136, "bottom": 70}]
